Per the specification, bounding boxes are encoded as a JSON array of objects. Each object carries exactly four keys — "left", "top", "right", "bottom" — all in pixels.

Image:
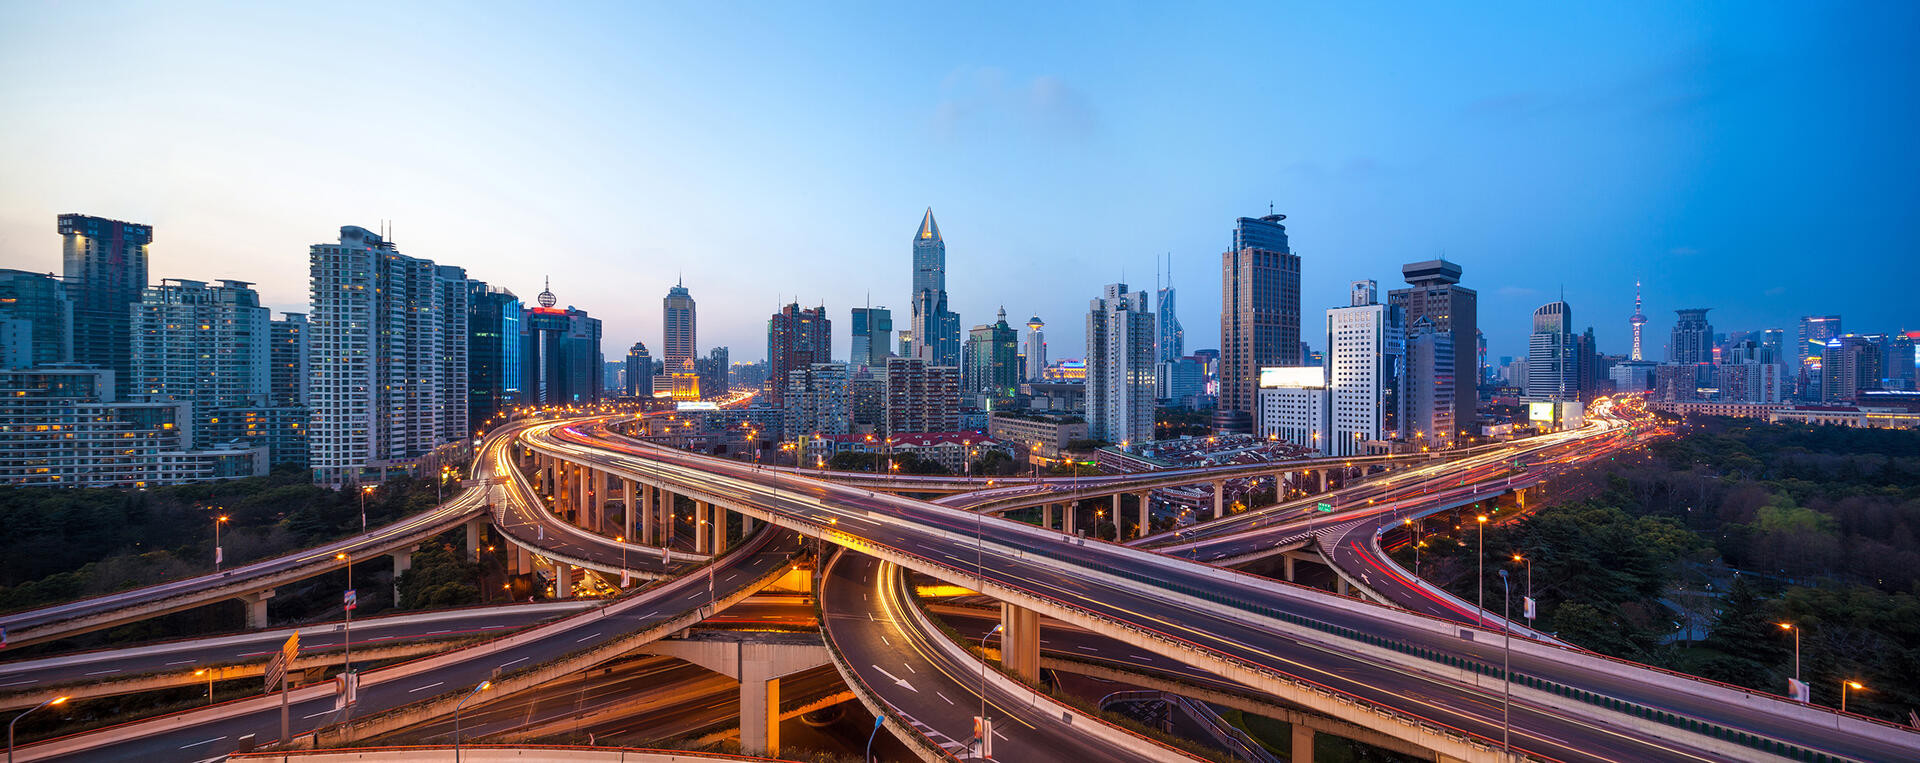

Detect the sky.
[{"left": 1, "top": 2, "right": 1913, "bottom": 363}]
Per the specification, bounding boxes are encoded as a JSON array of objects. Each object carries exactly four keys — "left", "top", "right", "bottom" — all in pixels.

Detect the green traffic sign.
[{"left": 1317, "top": 502, "right": 1334, "bottom": 512}]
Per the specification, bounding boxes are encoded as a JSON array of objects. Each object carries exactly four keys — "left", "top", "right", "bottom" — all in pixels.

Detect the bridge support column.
[
  {"left": 1110, "top": 493, "right": 1122, "bottom": 541},
  {"left": 512, "top": 544, "right": 531, "bottom": 575},
  {"left": 1292, "top": 724, "right": 1315, "bottom": 762},
  {"left": 390, "top": 547, "right": 413, "bottom": 601},
  {"left": 740, "top": 665, "right": 781, "bottom": 756},
  {"left": 465, "top": 517, "right": 485, "bottom": 561},
  {"left": 1041, "top": 503, "right": 1054, "bottom": 531},
  {"left": 594, "top": 468, "right": 610, "bottom": 533},
  {"left": 1336, "top": 576, "right": 1349, "bottom": 596},
  {"left": 1065, "top": 502, "right": 1078, "bottom": 535},
  {"left": 574, "top": 464, "right": 590, "bottom": 526},
  {"left": 695, "top": 501, "right": 712, "bottom": 554},
  {"left": 1212, "top": 480, "right": 1225, "bottom": 518},
  {"left": 1283, "top": 553, "right": 1297, "bottom": 583},
  {"left": 623, "top": 478, "right": 637, "bottom": 542},
  {"left": 239, "top": 589, "right": 275, "bottom": 628},
  {"left": 552, "top": 562, "right": 572, "bottom": 599},
  {"left": 712, "top": 507, "right": 730, "bottom": 554},
  {"left": 1000, "top": 602, "right": 1041, "bottom": 682},
  {"left": 1136, "top": 492, "right": 1150, "bottom": 538}
]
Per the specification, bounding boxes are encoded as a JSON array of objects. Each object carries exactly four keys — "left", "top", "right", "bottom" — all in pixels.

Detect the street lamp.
[
  {"left": 1841, "top": 680, "right": 1865, "bottom": 714},
  {"left": 453, "top": 680, "right": 492, "bottom": 763},
  {"left": 1779, "top": 623, "right": 1801, "bottom": 699},
  {"left": 214, "top": 514, "right": 229, "bottom": 572},
  {"left": 1513, "top": 554, "right": 1533, "bottom": 631},
  {"left": 1498, "top": 569, "right": 1513, "bottom": 757},
  {"left": 359, "top": 485, "right": 375, "bottom": 531},
  {"left": 336, "top": 552, "right": 355, "bottom": 676},
  {"left": 194, "top": 668, "right": 215, "bottom": 704},
  {"left": 8, "top": 696, "right": 66, "bottom": 763},
  {"left": 1476, "top": 515, "right": 1489, "bottom": 627}
]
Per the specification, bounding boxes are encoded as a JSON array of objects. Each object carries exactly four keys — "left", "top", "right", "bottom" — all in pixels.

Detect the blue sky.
[{"left": 1, "top": 2, "right": 1912, "bottom": 362}]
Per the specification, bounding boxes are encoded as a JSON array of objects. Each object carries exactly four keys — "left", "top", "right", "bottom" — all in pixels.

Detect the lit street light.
[
  {"left": 213, "top": 513, "right": 229, "bottom": 572},
  {"left": 1513, "top": 554, "right": 1533, "bottom": 631},
  {"left": 1841, "top": 680, "right": 1865, "bottom": 714},
  {"left": 1779, "top": 623, "right": 1802, "bottom": 701},
  {"left": 1499, "top": 569, "right": 1514, "bottom": 757},
  {"left": 1476, "top": 514, "right": 1489, "bottom": 627},
  {"left": 8, "top": 696, "right": 66, "bottom": 763},
  {"left": 359, "top": 485, "right": 375, "bottom": 531},
  {"left": 194, "top": 668, "right": 214, "bottom": 704},
  {"left": 453, "top": 680, "right": 492, "bottom": 763},
  {"left": 336, "top": 552, "right": 355, "bottom": 677}
]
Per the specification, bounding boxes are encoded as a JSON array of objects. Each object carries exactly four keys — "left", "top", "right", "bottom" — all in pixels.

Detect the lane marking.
[
  {"left": 410, "top": 681, "right": 446, "bottom": 693},
  {"left": 84, "top": 669, "right": 119, "bottom": 675},
  {"left": 499, "top": 657, "right": 529, "bottom": 668},
  {"left": 575, "top": 632, "right": 601, "bottom": 643},
  {"left": 178, "top": 736, "right": 225, "bottom": 749}
]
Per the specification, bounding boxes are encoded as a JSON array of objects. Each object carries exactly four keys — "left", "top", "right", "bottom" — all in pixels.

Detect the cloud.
[{"left": 930, "top": 67, "right": 1097, "bottom": 143}]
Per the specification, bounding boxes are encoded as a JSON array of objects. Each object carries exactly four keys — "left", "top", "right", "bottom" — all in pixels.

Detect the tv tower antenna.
[{"left": 1629, "top": 280, "right": 1649, "bottom": 361}]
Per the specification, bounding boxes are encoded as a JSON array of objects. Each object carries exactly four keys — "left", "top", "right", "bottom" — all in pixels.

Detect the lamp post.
[
  {"left": 335, "top": 552, "right": 354, "bottom": 675},
  {"left": 8, "top": 696, "right": 66, "bottom": 763},
  {"left": 453, "top": 680, "right": 492, "bottom": 763},
  {"left": 1476, "top": 514, "right": 1489, "bottom": 627},
  {"left": 1513, "top": 554, "right": 1533, "bottom": 630},
  {"left": 1779, "top": 623, "right": 1801, "bottom": 699},
  {"left": 975, "top": 507, "right": 994, "bottom": 759},
  {"left": 1498, "top": 569, "right": 1513, "bottom": 757},
  {"left": 359, "top": 485, "right": 375, "bottom": 531},
  {"left": 194, "top": 668, "right": 214, "bottom": 705},
  {"left": 1841, "top": 680, "right": 1865, "bottom": 714},
  {"left": 214, "top": 514, "right": 229, "bottom": 572}
]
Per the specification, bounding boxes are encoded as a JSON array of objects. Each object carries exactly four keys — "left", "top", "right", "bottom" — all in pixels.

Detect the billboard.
[
  {"left": 676, "top": 401, "right": 719, "bottom": 412},
  {"left": 1528, "top": 401, "right": 1556, "bottom": 423},
  {"left": 1259, "top": 366, "right": 1326, "bottom": 389}
]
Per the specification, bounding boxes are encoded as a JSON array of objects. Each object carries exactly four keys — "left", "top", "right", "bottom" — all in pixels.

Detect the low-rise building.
[
  {"left": 804, "top": 431, "right": 1007, "bottom": 473},
  {"left": 0, "top": 367, "right": 266, "bottom": 486},
  {"left": 987, "top": 411, "right": 1088, "bottom": 459}
]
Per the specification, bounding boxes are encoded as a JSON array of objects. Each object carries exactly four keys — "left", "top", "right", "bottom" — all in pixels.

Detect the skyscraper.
[
  {"left": 625, "top": 341, "right": 653, "bottom": 397},
  {"left": 1087, "top": 283, "right": 1156, "bottom": 445},
  {"left": 468, "top": 285, "right": 523, "bottom": 426},
  {"left": 269, "top": 313, "right": 309, "bottom": 408},
  {"left": 1888, "top": 331, "right": 1918, "bottom": 391},
  {"left": 1628, "top": 281, "right": 1648, "bottom": 362},
  {"left": 131, "top": 278, "right": 271, "bottom": 447},
  {"left": 521, "top": 281, "right": 603, "bottom": 406},
  {"left": 308, "top": 225, "right": 468, "bottom": 486},
  {"left": 1525, "top": 301, "right": 1578, "bottom": 400},
  {"left": 1386, "top": 259, "right": 1477, "bottom": 445},
  {"left": 908, "top": 208, "right": 961, "bottom": 367},
  {"left": 767, "top": 302, "right": 830, "bottom": 407},
  {"left": 436, "top": 265, "right": 472, "bottom": 445},
  {"left": 1157, "top": 256, "right": 1184, "bottom": 363},
  {"left": 1670, "top": 308, "right": 1714, "bottom": 364},
  {"left": 0, "top": 269, "right": 73, "bottom": 368},
  {"left": 1023, "top": 315, "right": 1047, "bottom": 382},
  {"left": 697, "top": 346, "right": 730, "bottom": 398},
  {"left": 962, "top": 307, "right": 1020, "bottom": 400},
  {"left": 1797, "top": 315, "right": 1841, "bottom": 398},
  {"left": 884, "top": 357, "right": 959, "bottom": 434},
  {"left": 663, "top": 279, "right": 697, "bottom": 373},
  {"left": 60, "top": 214, "right": 152, "bottom": 398},
  {"left": 784, "top": 362, "right": 850, "bottom": 437},
  {"left": 1402, "top": 316, "right": 1452, "bottom": 444},
  {"left": 1822, "top": 335, "right": 1881, "bottom": 402},
  {"left": 1327, "top": 280, "right": 1402, "bottom": 456},
  {"left": 850, "top": 304, "right": 892, "bottom": 369},
  {"left": 1218, "top": 213, "right": 1301, "bottom": 433}
]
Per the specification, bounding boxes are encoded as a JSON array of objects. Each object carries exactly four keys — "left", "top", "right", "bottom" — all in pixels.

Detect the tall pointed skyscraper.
[
  {"left": 909, "top": 208, "right": 961, "bottom": 367},
  {"left": 1157, "top": 254, "right": 1184, "bottom": 363},
  {"left": 662, "top": 278, "right": 696, "bottom": 373}
]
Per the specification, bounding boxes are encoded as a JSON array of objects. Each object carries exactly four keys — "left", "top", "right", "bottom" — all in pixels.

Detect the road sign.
[
  {"left": 282, "top": 631, "right": 300, "bottom": 662},
  {"left": 1316, "top": 502, "right": 1334, "bottom": 512},
  {"left": 264, "top": 652, "right": 287, "bottom": 691}
]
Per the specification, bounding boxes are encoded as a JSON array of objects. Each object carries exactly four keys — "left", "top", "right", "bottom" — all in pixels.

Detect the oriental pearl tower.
[{"left": 1629, "top": 281, "right": 1648, "bottom": 361}]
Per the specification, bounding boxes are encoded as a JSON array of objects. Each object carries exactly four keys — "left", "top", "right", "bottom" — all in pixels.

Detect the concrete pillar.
[
  {"left": 594, "top": 468, "right": 610, "bottom": 533},
  {"left": 1291, "top": 723, "right": 1315, "bottom": 762},
  {"left": 1065, "top": 501, "right": 1079, "bottom": 535},
  {"left": 1136, "top": 492, "right": 1150, "bottom": 538},
  {"left": 1109, "top": 493, "right": 1122, "bottom": 540},
  {"left": 574, "top": 464, "right": 589, "bottom": 525},
  {"left": 623, "top": 478, "right": 637, "bottom": 542},
  {"left": 1283, "top": 553, "right": 1297, "bottom": 583},
  {"left": 740, "top": 662, "right": 782, "bottom": 756},
  {"left": 239, "top": 589, "right": 275, "bottom": 628},
  {"left": 513, "top": 544, "right": 531, "bottom": 575},
  {"left": 1000, "top": 602, "right": 1041, "bottom": 682},
  {"left": 712, "top": 506, "right": 730, "bottom": 554},
  {"left": 464, "top": 517, "right": 485, "bottom": 562},
  {"left": 553, "top": 563, "right": 573, "bottom": 599},
  {"left": 695, "top": 501, "right": 712, "bottom": 554},
  {"left": 1213, "top": 481, "right": 1225, "bottom": 519},
  {"left": 1336, "top": 576, "right": 1350, "bottom": 597},
  {"left": 1282, "top": 471, "right": 1295, "bottom": 498},
  {"left": 1041, "top": 503, "right": 1054, "bottom": 531},
  {"left": 390, "top": 547, "right": 413, "bottom": 576},
  {"left": 741, "top": 514, "right": 754, "bottom": 535}
]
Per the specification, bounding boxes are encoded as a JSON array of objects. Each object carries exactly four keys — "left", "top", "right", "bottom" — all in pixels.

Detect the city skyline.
[{"left": 1, "top": 3, "right": 1911, "bottom": 363}]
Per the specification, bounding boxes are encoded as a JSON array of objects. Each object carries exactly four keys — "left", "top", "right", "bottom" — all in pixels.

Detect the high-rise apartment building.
[
  {"left": 1087, "top": 283, "right": 1156, "bottom": 446},
  {"left": 962, "top": 307, "right": 1020, "bottom": 400},
  {"left": 0, "top": 269, "right": 73, "bottom": 368},
  {"left": 1219, "top": 214, "right": 1301, "bottom": 433},
  {"left": 625, "top": 341, "right": 653, "bottom": 397},
  {"left": 850, "top": 305, "right": 893, "bottom": 370},
  {"left": 60, "top": 214, "right": 152, "bottom": 398},
  {"left": 1797, "top": 315, "right": 1842, "bottom": 398},
  {"left": 1257, "top": 366, "right": 1330, "bottom": 452},
  {"left": 1670, "top": 308, "right": 1714, "bottom": 365},
  {"left": 1526, "top": 301, "right": 1578, "bottom": 400},
  {"left": 767, "top": 302, "right": 830, "bottom": 406},
  {"left": 1402, "top": 316, "right": 1453, "bottom": 443},
  {"left": 784, "top": 362, "right": 850, "bottom": 437},
  {"left": 521, "top": 281, "right": 603, "bottom": 406},
  {"left": 270, "top": 313, "right": 309, "bottom": 408},
  {"left": 1327, "top": 281, "right": 1402, "bottom": 457},
  {"left": 697, "top": 346, "right": 730, "bottom": 398},
  {"left": 908, "top": 209, "right": 961, "bottom": 367},
  {"left": 1888, "top": 331, "right": 1918, "bottom": 391},
  {"left": 1023, "top": 315, "right": 1047, "bottom": 382},
  {"left": 884, "top": 357, "right": 959, "bottom": 434},
  {"left": 307, "top": 225, "right": 467, "bottom": 486},
  {"left": 1822, "top": 335, "right": 1882, "bottom": 402},
  {"left": 1387, "top": 259, "right": 1477, "bottom": 445},
  {"left": 130, "top": 279, "right": 271, "bottom": 445},
  {"left": 663, "top": 280, "right": 697, "bottom": 373},
  {"left": 468, "top": 285, "right": 523, "bottom": 426},
  {"left": 0, "top": 367, "right": 266, "bottom": 486}
]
